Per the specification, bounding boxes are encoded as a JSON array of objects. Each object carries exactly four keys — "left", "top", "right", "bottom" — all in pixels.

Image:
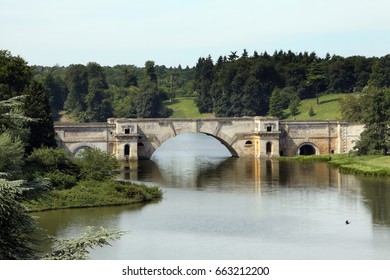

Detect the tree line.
[
  {"left": 31, "top": 49, "right": 390, "bottom": 122},
  {"left": 194, "top": 50, "right": 388, "bottom": 118},
  {"left": 33, "top": 62, "right": 194, "bottom": 121}
]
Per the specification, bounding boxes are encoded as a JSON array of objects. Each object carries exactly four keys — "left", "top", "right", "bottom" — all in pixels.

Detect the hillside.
[
  {"left": 164, "top": 94, "right": 352, "bottom": 120},
  {"left": 163, "top": 97, "right": 213, "bottom": 118},
  {"left": 284, "top": 93, "right": 353, "bottom": 120}
]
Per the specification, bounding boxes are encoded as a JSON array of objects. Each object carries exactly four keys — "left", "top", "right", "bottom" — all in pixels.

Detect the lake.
[{"left": 34, "top": 133, "right": 390, "bottom": 259}]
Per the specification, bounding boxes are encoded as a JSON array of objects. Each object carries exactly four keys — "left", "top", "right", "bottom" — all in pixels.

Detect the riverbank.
[
  {"left": 280, "top": 154, "right": 390, "bottom": 176},
  {"left": 23, "top": 179, "right": 163, "bottom": 212}
]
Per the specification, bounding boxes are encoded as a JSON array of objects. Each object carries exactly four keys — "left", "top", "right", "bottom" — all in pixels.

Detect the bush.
[
  {"left": 75, "top": 149, "right": 120, "bottom": 181},
  {"left": 28, "top": 147, "right": 77, "bottom": 173},
  {"left": 45, "top": 170, "right": 77, "bottom": 189}
]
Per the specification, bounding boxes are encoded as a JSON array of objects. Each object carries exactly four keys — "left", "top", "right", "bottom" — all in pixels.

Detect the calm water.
[{"left": 34, "top": 133, "right": 390, "bottom": 259}]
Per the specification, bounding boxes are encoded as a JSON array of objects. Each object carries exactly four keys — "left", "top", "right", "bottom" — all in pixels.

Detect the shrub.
[
  {"left": 45, "top": 170, "right": 77, "bottom": 189},
  {"left": 75, "top": 149, "right": 120, "bottom": 181}
]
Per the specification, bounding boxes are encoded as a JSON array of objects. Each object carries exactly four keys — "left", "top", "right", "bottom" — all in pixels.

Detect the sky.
[{"left": 1, "top": 0, "right": 390, "bottom": 67}]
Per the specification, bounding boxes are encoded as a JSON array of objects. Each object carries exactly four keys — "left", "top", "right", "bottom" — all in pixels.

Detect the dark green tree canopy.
[
  {"left": 0, "top": 50, "right": 32, "bottom": 100},
  {"left": 23, "top": 80, "right": 57, "bottom": 153},
  {"left": 353, "top": 87, "right": 390, "bottom": 155}
]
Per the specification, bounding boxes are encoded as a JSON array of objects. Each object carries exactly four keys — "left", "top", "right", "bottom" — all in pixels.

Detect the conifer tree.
[{"left": 23, "top": 80, "right": 57, "bottom": 153}]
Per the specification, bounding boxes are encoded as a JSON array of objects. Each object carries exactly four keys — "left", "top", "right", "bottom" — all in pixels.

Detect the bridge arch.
[
  {"left": 202, "top": 132, "right": 239, "bottom": 157},
  {"left": 144, "top": 132, "right": 239, "bottom": 159},
  {"left": 71, "top": 143, "right": 97, "bottom": 157},
  {"left": 297, "top": 142, "right": 319, "bottom": 156}
]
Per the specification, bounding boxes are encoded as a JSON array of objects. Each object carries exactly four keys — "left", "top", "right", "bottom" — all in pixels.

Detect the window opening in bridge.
[
  {"left": 124, "top": 128, "right": 130, "bottom": 134},
  {"left": 245, "top": 140, "right": 253, "bottom": 146},
  {"left": 266, "top": 125, "right": 272, "bottom": 132},
  {"left": 266, "top": 142, "right": 272, "bottom": 155},
  {"left": 299, "top": 144, "right": 316, "bottom": 155},
  {"left": 124, "top": 144, "right": 130, "bottom": 156}
]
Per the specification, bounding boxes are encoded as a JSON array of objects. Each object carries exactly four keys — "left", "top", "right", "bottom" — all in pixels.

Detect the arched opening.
[
  {"left": 73, "top": 146, "right": 93, "bottom": 157},
  {"left": 245, "top": 140, "right": 253, "bottom": 146},
  {"left": 124, "top": 144, "right": 130, "bottom": 156},
  {"left": 266, "top": 142, "right": 272, "bottom": 155},
  {"left": 152, "top": 133, "right": 235, "bottom": 159},
  {"left": 298, "top": 144, "right": 316, "bottom": 155}
]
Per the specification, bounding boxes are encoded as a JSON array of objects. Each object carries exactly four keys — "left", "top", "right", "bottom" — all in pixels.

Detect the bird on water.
[{"left": 345, "top": 220, "right": 351, "bottom": 225}]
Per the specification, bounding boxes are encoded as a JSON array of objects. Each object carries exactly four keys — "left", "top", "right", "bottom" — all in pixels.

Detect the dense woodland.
[{"left": 30, "top": 50, "right": 390, "bottom": 121}]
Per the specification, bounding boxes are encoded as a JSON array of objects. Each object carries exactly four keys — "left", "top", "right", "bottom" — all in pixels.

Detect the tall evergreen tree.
[
  {"left": 85, "top": 78, "right": 112, "bottom": 122},
  {"left": 268, "top": 88, "right": 287, "bottom": 118},
  {"left": 354, "top": 87, "right": 390, "bottom": 155},
  {"left": 64, "top": 64, "right": 88, "bottom": 113},
  {"left": 23, "top": 80, "right": 57, "bottom": 153},
  {"left": 137, "top": 61, "right": 164, "bottom": 118},
  {"left": 368, "top": 55, "right": 390, "bottom": 88},
  {"left": 42, "top": 73, "right": 67, "bottom": 119},
  {"left": 194, "top": 56, "right": 214, "bottom": 113}
]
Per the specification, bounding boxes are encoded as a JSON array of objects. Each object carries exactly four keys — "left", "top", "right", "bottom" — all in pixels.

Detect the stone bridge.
[{"left": 54, "top": 117, "right": 363, "bottom": 161}]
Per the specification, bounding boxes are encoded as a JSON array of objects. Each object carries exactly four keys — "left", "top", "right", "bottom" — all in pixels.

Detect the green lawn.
[
  {"left": 284, "top": 93, "right": 355, "bottom": 120},
  {"left": 164, "top": 96, "right": 213, "bottom": 118}
]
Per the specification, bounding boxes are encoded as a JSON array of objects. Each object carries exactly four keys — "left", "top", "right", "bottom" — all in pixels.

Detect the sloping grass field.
[
  {"left": 163, "top": 96, "right": 213, "bottom": 118},
  {"left": 165, "top": 93, "right": 352, "bottom": 120},
  {"left": 284, "top": 93, "right": 351, "bottom": 120}
]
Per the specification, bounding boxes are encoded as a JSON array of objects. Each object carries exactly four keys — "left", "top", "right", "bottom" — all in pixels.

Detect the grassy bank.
[
  {"left": 281, "top": 154, "right": 390, "bottom": 176},
  {"left": 24, "top": 179, "right": 162, "bottom": 212}
]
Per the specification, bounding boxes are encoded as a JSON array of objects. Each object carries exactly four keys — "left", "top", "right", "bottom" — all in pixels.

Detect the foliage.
[
  {"left": 308, "top": 106, "right": 315, "bottom": 117},
  {"left": 194, "top": 56, "right": 214, "bottom": 113},
  {"left": 85, "top": 77, "right": 112, "bottom": 121},
  {"left": 289, "top": 95, "right": 300, "bottom": 117},
  {"left": 41, "top": 73, "right": 67, "bottom": 119},
  {"left": 0, "top": 50, "right": 32, "bottom": 100},
  {"left": 369, "top": 55, "right": 390, "bottom": 88},
  {"left": 0, "top": 178, "right": 39, "bottom": 259},
  {"left": 110, "top": 85, "right": 139, "bottom": 118},
  {"left": 354, "top": 87, "right": 390, "bottom": 155},
  {"left": 44, "top": 170, "right": 77, "bottom": 189},
  {"left": 0, "top": 133, "right": 25, "bottom": 175},
  {"left": 23, "top": 80, "right": 57, "bottom": 153},
  {"left": 24, "top": 179, "right": 163, "bottom": 211},
  {"left": 28, "top": 147, "right": 74, "bottom": 172},
  {"left": 163, "top": 96, "right": 213, "bottom": 118},
  {"left": 29, "top": 49, "right": 390, "bottom": 121},
  {"left": 0, "top": 96, "right": 31, "bottom": 151},
  {"left": 0, "top": 51, "right": 131, "bottom": 260},
  {"left": 44, "top": 226, "right": 126, "bottom": 260},
  {"left": 75, "top": 149, "right": 120, "bottom": 181},
  {"left": 339, "top": 94, "right": 364, "bottom": 122},
  {"left": 64, "top": 64, "right": 88, "bottom": 113},
  {"left": 284, "top": 93, "right": 347, "bottom": 120},
  {"left": 136, "top": 61, "right": 168, "bottom": 118},
  {"left": 268, "top": 87, "right": 297, "bottom": 119}
]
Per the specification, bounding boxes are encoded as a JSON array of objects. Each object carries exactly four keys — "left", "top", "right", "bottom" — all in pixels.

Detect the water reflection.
[
  {"left": 34, "top": 133, "right": 390, "bottom": 259},
  {"left": 358, "top": 176, "right": 390, "bottom": 226}
]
